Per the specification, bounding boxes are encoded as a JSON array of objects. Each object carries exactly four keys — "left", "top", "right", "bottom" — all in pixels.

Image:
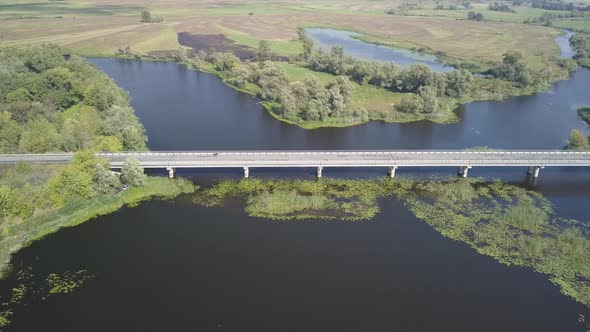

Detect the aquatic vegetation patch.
[
  {"left": 47, "top": 270, "right": 93, "bottom": 294},
  {"left": 195, "top": 177, "right": 590, "bottom": 311},
  {"left": 194, "top": 178, "right": 399, "bottom": 220},
  {"left": 0, "top": 267, "right": 93, "bottom": 327}
]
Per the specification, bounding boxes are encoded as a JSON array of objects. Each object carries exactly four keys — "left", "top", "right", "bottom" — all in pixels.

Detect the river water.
[
  {"left": 88, "top": 57, "right": 590, "bottom": 150},
  {"left": 1, "top": 41, "right": 590, "bottom": 331},
  {"left": 304, "top": 28, "right": 454, "bottom": 72}
]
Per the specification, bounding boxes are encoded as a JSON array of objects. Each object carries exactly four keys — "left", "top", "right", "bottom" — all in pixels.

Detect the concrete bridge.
[{"left": 1, "top": 150, "right": 589, "bottom": 178}]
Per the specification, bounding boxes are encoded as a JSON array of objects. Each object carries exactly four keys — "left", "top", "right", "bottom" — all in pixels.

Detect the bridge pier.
[
  {"left": 166, "top": 167, "right": 175, "bottom": 178},
  {"left": 243, "top": 166, "right": 249, "bottom": 178},
  {"left": 388, "top": 166, "right": 398, "bottom": 178},
  {"left": 528, "top": 166, "right": 543, "bottom": 178},
  {"left": 317, "top": 166, "right": 323, "bottom": 178},
  {"left": 459, "top": 166, "right": 471, "bottom": 178}
]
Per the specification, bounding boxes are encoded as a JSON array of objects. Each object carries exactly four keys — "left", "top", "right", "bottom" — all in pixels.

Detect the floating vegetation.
[
  {"left": 47, "top": 270, "right": 92, "bottom": 294},
  {"left": 0, "top": 267, "right": 93, "bottom": 327},
  {"left": 194, "top": 177, "right": 590, "bottom": 311}
]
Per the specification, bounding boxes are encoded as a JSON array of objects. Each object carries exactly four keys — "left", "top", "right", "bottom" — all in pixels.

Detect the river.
[
  {"left": 1, "top": 37, "right": 589, "bottom": 331},
  {"left": 304, "top": 28, "right": 454, "bottom": 72}
]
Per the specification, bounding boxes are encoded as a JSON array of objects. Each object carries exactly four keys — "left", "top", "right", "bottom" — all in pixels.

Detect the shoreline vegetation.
[
  {"left": 110, "top": 26, "right": 577, "bottom": 129},
  {"left": 194, "top": 178, "right": 590, "bottom": 313},
  {"left": 0, "top": 155, "right": 196, "bottom": 279},
  {"left": 566, "top": 107, "right": 590, "bottom": 150},
  {"left": 0, "top": 45, "right": 197, "bottom": 279}
]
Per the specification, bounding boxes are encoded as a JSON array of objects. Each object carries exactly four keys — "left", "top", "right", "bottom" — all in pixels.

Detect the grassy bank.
[
  {"left": 194, "top": 177, "right": 590, "bottom": 311},
  {"left": 0, "top": 176, "right": 196, "bottom": 278}
]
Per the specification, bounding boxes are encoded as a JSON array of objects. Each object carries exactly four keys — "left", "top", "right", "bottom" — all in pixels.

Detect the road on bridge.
[
  {"left": 1, "top": 150, "right": 589, "bottom": 178},
  {"left": 0, "top": 151, "right": 589, "bottom": 167}
]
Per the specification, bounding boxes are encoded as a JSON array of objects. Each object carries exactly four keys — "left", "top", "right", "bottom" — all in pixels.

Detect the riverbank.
[{"left": 0, "top": 175, "right": 196, "bottom": 278}]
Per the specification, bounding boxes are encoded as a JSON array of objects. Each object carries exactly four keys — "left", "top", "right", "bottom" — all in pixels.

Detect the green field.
[
  {"left": 553, "top": 18, "right": 590, "bottom": 32},
  {"left": 0, "top": 0, "right": 566, "bottom": 68},
  {"left": 403, "top": 3, "right": 571, "bottom": 23}
]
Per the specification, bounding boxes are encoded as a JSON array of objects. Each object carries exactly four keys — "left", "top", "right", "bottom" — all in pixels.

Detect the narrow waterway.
[{"left": 304, "top": 28, "right": 454, "bottom": 72}]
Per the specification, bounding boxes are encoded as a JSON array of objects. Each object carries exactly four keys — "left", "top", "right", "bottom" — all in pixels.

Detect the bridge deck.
[{"left": 0, "top": 151, "right": 589, "bottom": 168}]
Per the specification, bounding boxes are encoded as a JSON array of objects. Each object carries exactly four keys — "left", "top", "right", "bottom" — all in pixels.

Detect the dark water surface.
[
  {"left": 88, "top": 58, "right": 590, "bottom": 150},
  {"left": 4, "top": 178, "right": 587, "bottom": 332},
  {"left": 1, "top": 58, "right": 590, "bottom": 331}
]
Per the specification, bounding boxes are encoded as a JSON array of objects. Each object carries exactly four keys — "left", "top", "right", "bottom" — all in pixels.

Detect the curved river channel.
[{"left": 2, "top": 40, "right": 590, "bottom": 331}]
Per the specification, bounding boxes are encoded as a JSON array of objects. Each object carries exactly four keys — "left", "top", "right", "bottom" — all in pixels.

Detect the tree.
[
  {"left": 141, "top": 10, "right": 152, "bottom": 22},
  {"left": 48, "top": 161, "right": 96, "bottom": 204},
  {"left": 122, "top": 157, "right": 146, "bottom": 187},
  {"left": 396, "top": 93, "right": 424, "bottom": 114},
  {"left": 418, "top": 86, "right": 439, "bottom": 114},
  {"left": 445, "top": 69, "right": 475, "bottom": 98},
  {"left": 0, "top": 112, "right": 21, "bottom": 153},
  {"left": 568, "top": 129, "right": 588, "bottom": 148},
  {"left": 328, "top": 46, "right": 345, "bottom": 75},
  {"left": 19, "top": 118, "right": 59, "bottom": 153},
  {"left": 257, "top": 40, "right": 272, "bottom": 61},
  {"left": 326, "top": 76, "right": 353, "bottom": 104},
  {"left": 93, "top": 135, "right": 124, "bottom": 152},
  {"left": 0, "top": 185, "right": 14, "bottom": 217},
  {"left": 228, "top": 64, "right": 252, "bottom": 87},
  {"left": 396, "top": 64, "right": 434, "bottom": 92},
  {"left": 94, "top": 163, "right": 120, "bottom": 194},
  {"left": 302, "top": 37, "right": 314, "bottom": 61},
  {"left": 467, "top": 11, "right": 484, "bottom": 21},
  {"left": 102, "top": 105, "right": 147, "bottom": 151},
  {"left": 502, "top": 51, "right": 524, "bottom": 66},
  {"left": 255, "top": 61, "right": 289, "bottom": 101}
]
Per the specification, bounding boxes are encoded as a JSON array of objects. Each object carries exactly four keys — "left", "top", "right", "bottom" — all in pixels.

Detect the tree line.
[
  {"left": 193, "top": 51, "right": 361, "bottom": 123},
  {"left": 304, "top": 45, "right": 475, "bottom": 98},
  {"left": 571, "top": 33, "right": 590, "bottom": 69},
  {"left": 0, "top": 44, "right": 147, "bottom": 153},
  {"left": 531, "top": 0, "right": 590, "bottom": 11},
  {"left": 488, "top": 2, "right": 516, "bottom": 12},
  {"left": 0, "top": 152, "right": 146, "bottom": 220},
  {"left": 299, "top": 42, "right": 476, "bottom": 116}
]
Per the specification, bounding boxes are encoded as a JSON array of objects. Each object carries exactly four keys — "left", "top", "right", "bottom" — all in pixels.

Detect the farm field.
[{"left": 0, "top": 0, "right": 574, "bottom": 69}]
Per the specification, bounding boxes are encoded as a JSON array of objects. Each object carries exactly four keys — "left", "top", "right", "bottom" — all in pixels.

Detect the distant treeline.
[
  {"left": 0, "top": 44, "right": 147, "bottom": 153},
  {"left": 306, "top": 45, "right": 475, "bottom": 98},
  {"left": 531, "top": 0, "right": 590, "bottom": 11},
  {"left": 571, "top": 32, "right": 590, "bottom": 68},
  {"left": 488, "top": 2, "right": 515, "bottom": 12},
  {"left": 523, "top": 11, "right": 586, "bottom": 25}
]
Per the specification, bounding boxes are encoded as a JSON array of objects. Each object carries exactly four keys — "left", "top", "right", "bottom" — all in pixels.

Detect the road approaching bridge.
[{"left": 1, "top": 150, "right": 589, "bottom": 178}]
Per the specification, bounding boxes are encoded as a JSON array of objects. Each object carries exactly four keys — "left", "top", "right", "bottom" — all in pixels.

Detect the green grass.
[
  {"left": 220, "top": 27, "right": 302, "bottom": 56},
  {"left": 552, "top": 18, "right": 590, "bottom": 32},
  {"left": 132, "top": 26, "right": 181, "bottom": 53}
]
